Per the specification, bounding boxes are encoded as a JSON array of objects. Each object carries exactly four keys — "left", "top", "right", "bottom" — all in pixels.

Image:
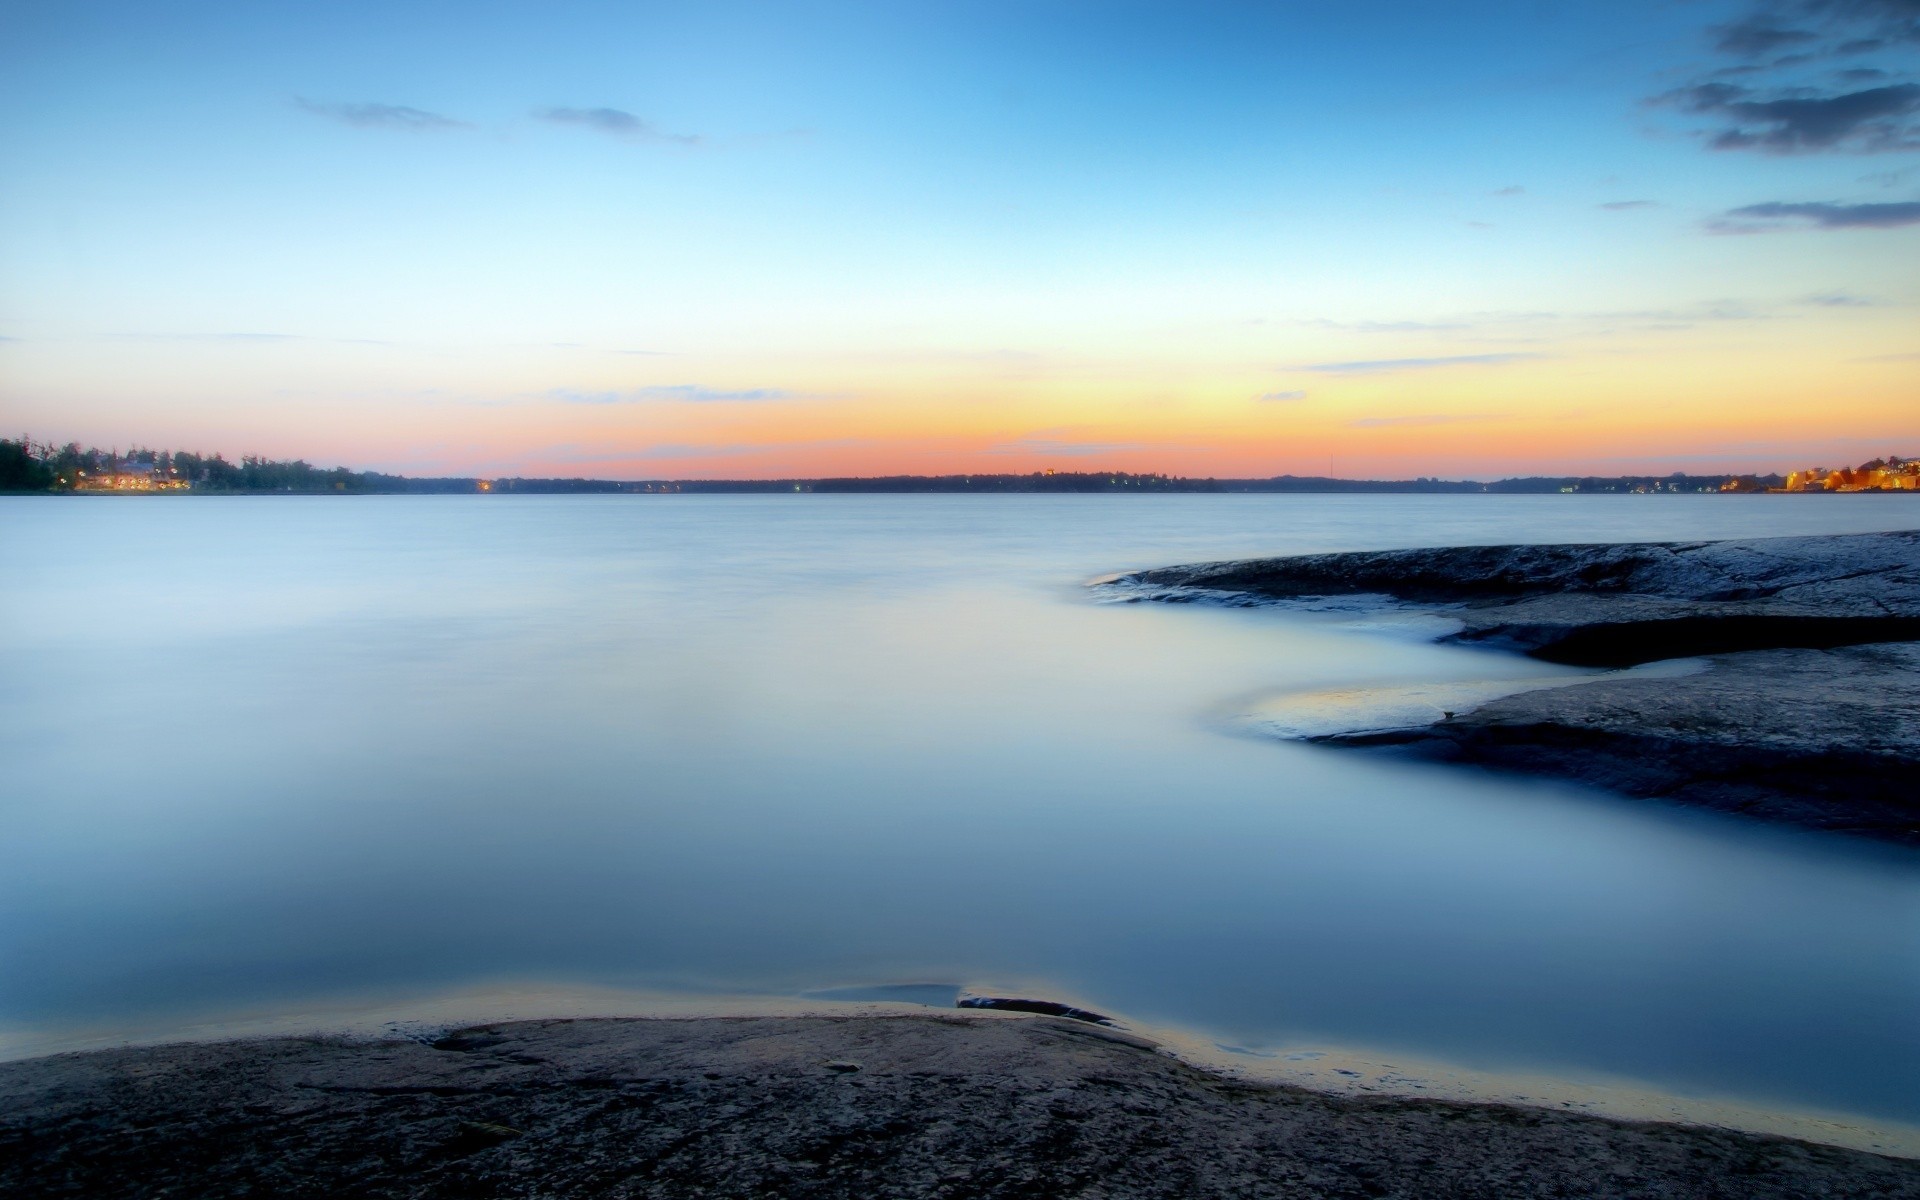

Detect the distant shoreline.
[{"left": 11, "top": 480, "right": 1920, "bottom": 497}]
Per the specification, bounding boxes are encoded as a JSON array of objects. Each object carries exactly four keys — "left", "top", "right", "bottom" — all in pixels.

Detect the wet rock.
[
  {"left": 1328, "top": 642, "right": 1920, "bottom": 843},
  {"left": 1112, "top": 531, "right": 1920, "bottom": 842},
  {"left": 958, "top": 996, "right": 1115, "bottom": 1025}
]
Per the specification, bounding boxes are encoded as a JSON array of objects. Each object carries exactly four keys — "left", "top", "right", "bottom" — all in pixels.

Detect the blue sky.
[{"left": 2, "top": 0, "right": 1916, "bottom": 477}]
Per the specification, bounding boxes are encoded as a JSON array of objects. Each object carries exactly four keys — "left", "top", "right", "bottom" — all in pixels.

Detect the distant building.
[
  {"left": 1782, "top": 458, "right": 1919, "bottom": 493},
  {"left": 73, "top": 461, "right": 190, "bottom": 491}
]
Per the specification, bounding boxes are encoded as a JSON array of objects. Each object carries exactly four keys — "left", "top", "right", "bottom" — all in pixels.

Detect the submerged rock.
[
  {"left": 957, "top": 996, "right": 1116, "bottom": 1025},
  {"left": 1111, "top": 531, "right": 1920, "bottom": 842}
]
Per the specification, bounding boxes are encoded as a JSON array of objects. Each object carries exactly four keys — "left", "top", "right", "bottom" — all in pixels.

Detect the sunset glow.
[{"left": 2, "top": 1, "right": 1916, "bottom": 478}]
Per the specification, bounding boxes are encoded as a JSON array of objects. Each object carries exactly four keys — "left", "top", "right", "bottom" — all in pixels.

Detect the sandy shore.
[{"left": 4, "top": 1012, "right": 1918, "bottom": 1199}]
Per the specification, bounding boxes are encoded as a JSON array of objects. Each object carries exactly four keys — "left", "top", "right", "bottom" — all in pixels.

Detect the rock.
[
  {"left": 1108, "top": 531, "right": 1920, "bottom": 842},
  {"left": 957, "top": 996, "right": 1115, "bottom": 1025},
  {"left": 2, "top": 1016, "right": 1915, "bottom": 1198},
  {"left": 1332, "top": 643, "right": 1920, "bottom": 842},
  {"left": 1106, "top": 530, "right": 1920, "bottom": 666}
]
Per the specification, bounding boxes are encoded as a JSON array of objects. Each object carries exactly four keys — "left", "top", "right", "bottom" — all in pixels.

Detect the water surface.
[{"left": 4, "top": 494, "right": 1917, "bottom": 1124}]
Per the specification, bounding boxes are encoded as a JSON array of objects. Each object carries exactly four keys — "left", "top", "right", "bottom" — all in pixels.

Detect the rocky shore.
[
  {"left": 1104, "top": 530, "right": 1920, "bottom": 843},
  {"left": 5, "top": 1014, "right": 1917, "bottom": 1199}
]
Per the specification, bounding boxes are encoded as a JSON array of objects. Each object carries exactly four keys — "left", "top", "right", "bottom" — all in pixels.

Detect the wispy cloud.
[
  {"left": 1300, "top": 318, "right": 1471, "bottom": 334},
  {"left": 1858, "top": 350, "right": 1920, "bottom": 362},
  {"left": 1710, "top": 199, "right": 1920, "bottom": 231},
  {"left": 1492, "top": 185, "right": 1526, "bottom": 196},
  {"left": 535, "top": 107, "right": 700, "bottom": 146},
  {"left": 1347, "top": 413, "right": 1509, "bottom": 428},
  {"left": 550, "top": 385, "right": 789, "bottom": 404},
  {"left": 296, "top": 98, "right": 470, "bottom": 132},
  {"left": 1302, "top": 353, "right": 1544, "bottom": 375},
  {"left": 1801, "top": 291, "right": 1884, "bottom": 306},
  {"left": 534, "top": 438, "right": 870, "bottom": 467},
  {"left": 986, "top": 435, "right": 1146, "bottom": 458},
  {"left": 1712, "top": 18, "right": 1818, "bottom": 58},
  {"left": 1257, "top": 390, "right": 1308, "bottom": 402},
  {"left": 1600, "top": 199, "right": 1657, "bottom": 210}
]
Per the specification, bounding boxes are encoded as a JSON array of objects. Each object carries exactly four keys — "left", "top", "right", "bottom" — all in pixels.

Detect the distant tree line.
[
  {"left": 0, "top": 439, "right": 479, "bottom": 493},
  {"left": 0, "top": 438, "right": 1837, "bottom": 497}
]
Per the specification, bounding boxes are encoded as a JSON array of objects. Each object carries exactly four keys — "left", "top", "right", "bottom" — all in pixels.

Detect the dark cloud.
[
  {"left": 296, "top": 99, "right": 468, "bottom": 132},
  {"left": 1303, "top": 353, "right": 1542, "bottom": 375},
  {"left": 536, "top": 107, "right": 700, "bottom": 146},
  {"left": 1711, "top": 199, "right": 1920, "bottom": 229},
  {"left": 1665, "top": 82, "right": 1920, "bottom": 152},
  {"left": 1658, "top": 2, "right": 1920, "bottom": 154}
]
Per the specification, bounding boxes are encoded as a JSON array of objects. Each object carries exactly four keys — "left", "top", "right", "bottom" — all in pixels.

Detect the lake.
[{"left": 3, "top": 493, "right": 1917, "bottom": 1126}]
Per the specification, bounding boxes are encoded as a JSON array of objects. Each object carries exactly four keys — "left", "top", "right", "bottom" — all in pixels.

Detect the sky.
[{"left": 1, "top": 0, "right": 1916, "bottom": 480}]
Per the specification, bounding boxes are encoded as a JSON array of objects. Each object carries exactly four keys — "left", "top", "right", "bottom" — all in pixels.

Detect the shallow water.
[{"left": 3, "top": 494, "right": 1917, "bottom": 1122}]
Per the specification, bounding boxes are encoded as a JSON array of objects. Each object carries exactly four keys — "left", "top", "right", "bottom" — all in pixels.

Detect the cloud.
[
  {"left": 1712, "top": 19, "right": 1819, "bottom": 58},
  {"left": 1302, "top": 353, "right": 1544, "bottom": 375},
  {"left": 1662, "top": 82, "right": 1920, "bottom": 153},
  {"left": 1493, "top": 185, "right": 1526, "bottom": 196},
  {"left": 1653, "top": 3, "right": 1920, "bottom": 154},
  {"left": 296, "top": 98, "right": 469, "bottom": 132},
  {"left": 1710, "top": 199, "right": 1920, "bottom": 230},
  {"left": 1347, "top": 414, "right": 1508, "bottom": 429},
  {"left": 1801, "top": 291, "right": 1884, "bottom": 305},
  {"left": 550, "top": 385, "right": 789, "bottom": 404},
  {"left": 986, "top": 436, "right": 1146, "bottom": 458},
  {"left": 1257, "top": 390, "right": 1308, "bottom": 402},
  {"left": 1860, "top": 165, "right": 1920, "bottom": 186},
  {"left": 1302, "top": 319, "right": 1471, "bottom": 334},
  {"left": 1858, "top": 349, "right": 1920, "bottom": 361},
  {"left": 631, "top": 443, "right": 761, "bottom": 460},
  {"left": 536, "top": 107, "right": 700, "bottom": 146},
  {"left": 1600, "top": 199, "right": 1657, "bottom": 209}
]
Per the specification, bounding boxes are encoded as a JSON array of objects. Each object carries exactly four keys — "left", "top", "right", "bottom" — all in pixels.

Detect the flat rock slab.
[
  {"left": 1333, "top": 643, "right": 1920, "bottom": 841},
  {"left": 1105, "top": 531, "right": 1920, "bottom": 841},
  {"left": 1111, "top": 529, "right": 1920, "bottom": 665},
  {"left": 3, "top": 1015, "right": 1917, "bottom": 1199}
]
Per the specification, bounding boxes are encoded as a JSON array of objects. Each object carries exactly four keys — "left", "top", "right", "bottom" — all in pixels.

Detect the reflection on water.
[
  {"left": 2, "top": 494, "right": 1917, "bottom": 1123},
  {"left": 1228, "top": 657, "right": 1710, "bottom": 740}
]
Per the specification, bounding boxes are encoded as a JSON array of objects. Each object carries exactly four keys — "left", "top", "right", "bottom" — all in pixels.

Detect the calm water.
[{"left": 4, "top": 494, "right": 1918, "bottom": 1121}]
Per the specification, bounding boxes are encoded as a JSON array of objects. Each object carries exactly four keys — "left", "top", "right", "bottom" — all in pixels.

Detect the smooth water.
[{"left": 4, "top": 494, "right": 1918, "bottom": 1122}]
